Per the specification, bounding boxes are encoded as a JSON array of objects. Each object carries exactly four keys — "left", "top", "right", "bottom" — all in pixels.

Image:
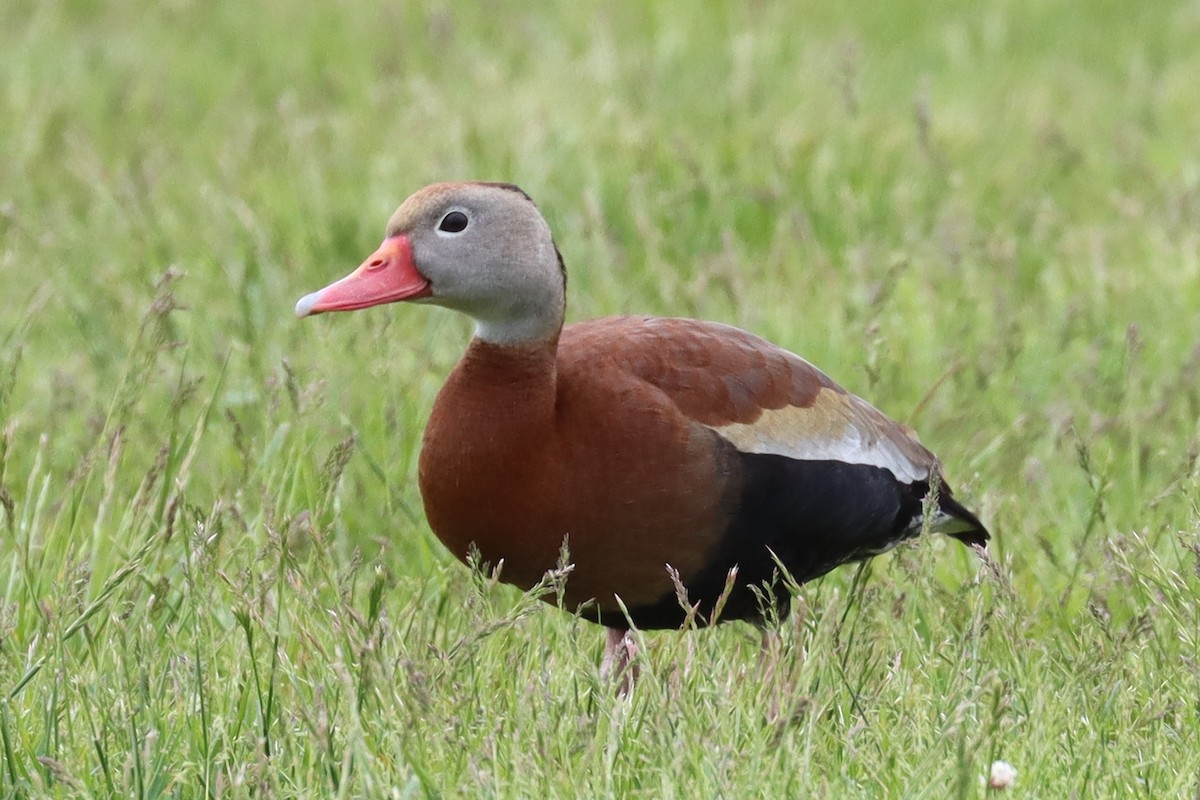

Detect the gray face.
[{"left": 388, "top": 183, "right": 566, "bottom": 345}]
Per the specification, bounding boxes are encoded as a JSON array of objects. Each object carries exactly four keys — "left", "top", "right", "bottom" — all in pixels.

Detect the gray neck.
[
  {"left": 469, "top": 285, "right": 565, "bottom": 346},
  {"left": 473, "top": 315, "right": 562, "bottom": 346}
]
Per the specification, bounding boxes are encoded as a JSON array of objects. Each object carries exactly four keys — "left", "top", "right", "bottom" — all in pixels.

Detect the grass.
[{"left": 2, "top": 0, "right": 1199, "bottom": 796}]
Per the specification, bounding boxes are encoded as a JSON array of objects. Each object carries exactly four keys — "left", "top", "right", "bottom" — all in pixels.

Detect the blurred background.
[{"left": 1, "top": 1, "right": 1198, "bottom": 796}]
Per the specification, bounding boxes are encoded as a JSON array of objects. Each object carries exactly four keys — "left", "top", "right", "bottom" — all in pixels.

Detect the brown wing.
[
  {"left": 560, "top": 316, "right": 943, "bottom": 486},
  {"left": 557, "top": 316, "right": 986, "bottom": 630}
]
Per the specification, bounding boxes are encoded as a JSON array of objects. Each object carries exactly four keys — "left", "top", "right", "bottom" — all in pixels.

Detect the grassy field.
[{"left": 2, "top": 0, "right": 1199, "bottom": 796}]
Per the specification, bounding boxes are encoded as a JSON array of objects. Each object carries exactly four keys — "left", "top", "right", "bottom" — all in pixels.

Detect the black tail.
[{"left": 938, "top": 491, "right": 990, "bottom": 549}]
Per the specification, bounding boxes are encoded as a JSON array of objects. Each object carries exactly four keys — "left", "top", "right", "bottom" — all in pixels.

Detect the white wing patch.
[{"left": 710, "top": 395, "right": 932, "bottom": 485}]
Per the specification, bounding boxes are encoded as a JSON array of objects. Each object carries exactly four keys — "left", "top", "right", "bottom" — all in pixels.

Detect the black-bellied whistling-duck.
[{"left": 296, "top": 182, "right": 989, "bottom": 679}]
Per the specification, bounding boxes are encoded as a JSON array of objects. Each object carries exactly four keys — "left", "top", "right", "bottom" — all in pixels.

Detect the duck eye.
[{"left": 437, "top": 211, "right": 469, "bottom": 234}]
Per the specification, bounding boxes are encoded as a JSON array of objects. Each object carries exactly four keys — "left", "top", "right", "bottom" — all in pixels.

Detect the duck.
[{"left": 296, "top": 181, "right": 989, "bottom": 679}]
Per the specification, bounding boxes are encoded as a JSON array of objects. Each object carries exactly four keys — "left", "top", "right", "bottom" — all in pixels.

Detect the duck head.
[{"left": 296, "top": 182, "right": 566, "bottom": 345}]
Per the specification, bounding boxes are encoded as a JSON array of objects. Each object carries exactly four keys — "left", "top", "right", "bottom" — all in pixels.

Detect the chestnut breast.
[{"left": 418, "top": 338, "right": 733, "bottom": 612}]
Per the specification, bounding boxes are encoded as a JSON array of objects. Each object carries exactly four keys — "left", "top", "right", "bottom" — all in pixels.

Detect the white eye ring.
[{"left": 436, "top": 209, "right": 470, "bottom": 237}]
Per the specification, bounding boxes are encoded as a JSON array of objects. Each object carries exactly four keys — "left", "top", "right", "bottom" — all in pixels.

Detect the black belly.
[{"left": 597, "top": 448, "right": 979, "bottom": 631}]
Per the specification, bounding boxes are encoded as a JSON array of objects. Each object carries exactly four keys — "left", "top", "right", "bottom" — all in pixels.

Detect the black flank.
[{"left": 603, "top": 444, "right": 988, "bottom": 631}]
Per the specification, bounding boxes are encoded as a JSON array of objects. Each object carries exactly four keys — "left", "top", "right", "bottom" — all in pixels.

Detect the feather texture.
[{"left": 300, "top": 182, "right": 990, "bottom": 633}]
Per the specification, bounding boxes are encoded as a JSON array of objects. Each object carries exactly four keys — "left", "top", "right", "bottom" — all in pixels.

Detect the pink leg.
[
  {"left": 600, "top": 626, "right": 639, "bottom": 694},
  {"left": 758, "top": 626, "right": 781, "bottom": 683}
]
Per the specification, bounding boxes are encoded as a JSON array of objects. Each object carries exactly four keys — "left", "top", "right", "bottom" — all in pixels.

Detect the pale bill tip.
[{"left": 295, "top": 291, "right": 321, "bottom": 318}]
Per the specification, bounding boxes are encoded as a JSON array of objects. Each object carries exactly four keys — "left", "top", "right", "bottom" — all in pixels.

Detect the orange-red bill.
[{"left": 295, "top": 235, "right": 431, "bottom": 317}]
